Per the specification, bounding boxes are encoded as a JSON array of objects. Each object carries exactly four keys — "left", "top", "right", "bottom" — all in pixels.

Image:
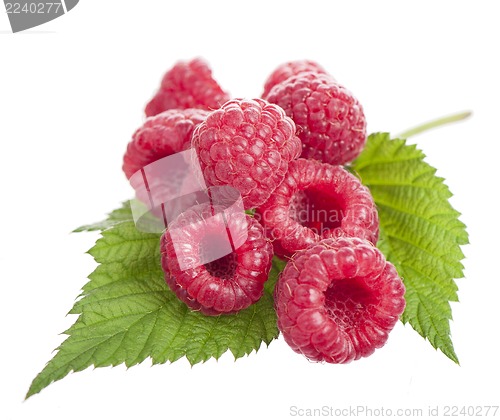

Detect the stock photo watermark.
[
  {"left": 128, "top": 149, "right": 377, "bottom": 270},
  {"left": 289, "top": 405, "right": 500, "bottom": 417},
  {"left": 3, "top": 0, "right": 79, "bottom": 32}
]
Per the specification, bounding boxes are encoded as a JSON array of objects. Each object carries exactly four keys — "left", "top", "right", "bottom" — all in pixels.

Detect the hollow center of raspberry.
[
  {"left": 199, "top": 234, "right": 238, "bottom": 280},
  {"left": 289, "top": 189, "right": 345, "bottom": 235},
  {"left": 324, "top": 279, "right": 375, "bottom": 330},
  {"left": 204, "top": 253, "right": 238, "bottom": 280}
]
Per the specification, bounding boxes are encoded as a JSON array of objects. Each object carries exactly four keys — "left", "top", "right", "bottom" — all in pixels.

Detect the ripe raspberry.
[
  {"left": 160, "top": 204, "right": 273, "bottom": 315},
  {"left": 266, "top": 72, "right": 367, "bottom": 165},
  {"left": 262, "top": 60, "right": 327, "bottom": 98},
  {"left": 122, "top": 108, "right": 208, "bottom": 180},
  {"left": 145, "top": 58, "right": 230, "bottom": 117},
  {"left": 275, "top": 236, "right": 406, "bottom": 363},
  {"left": 192, "top": 98, "right": 302, "bottom": 209},
  {"left": 256, "top": 158, "right": 379, "bottom": 258}
]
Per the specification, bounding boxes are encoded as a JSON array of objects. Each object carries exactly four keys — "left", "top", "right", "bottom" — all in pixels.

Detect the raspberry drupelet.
[
  {"left": 256, "top": 158, "right": 379, "bottom": 258},
  {"left": 274, "top": 236, "right": 406, "bottom": 363},
  {"left": 145, "top": 58, "right": 229, "bottom": 117},
  {"left": 192, "top": 98, "right": 302, "bottom": 209},
  {"left": 123, "top": 108, "right": 208, "bottom": 180},
  {"left": 262, "top": 60, "right": 328, "bottom": 98},
  {"left": 161, "top": 203, "right": 273, "bottom": 315},
  {"left": 266, "top": 72, "right": 366, "bottom": 165}
]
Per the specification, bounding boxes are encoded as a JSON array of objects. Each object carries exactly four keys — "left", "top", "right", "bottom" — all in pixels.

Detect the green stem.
[{"left": 398, "top": 111, "right": 472, "bottom": 138}]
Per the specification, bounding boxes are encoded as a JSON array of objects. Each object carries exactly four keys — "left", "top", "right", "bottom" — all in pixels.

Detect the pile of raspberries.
[{"left": 122, "top": 58, "right": 406, "bottom": 364}]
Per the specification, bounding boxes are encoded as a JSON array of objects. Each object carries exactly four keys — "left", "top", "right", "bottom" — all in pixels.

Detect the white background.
[{"left": 1, "top": 1, "right": 499, "bottom": 419}]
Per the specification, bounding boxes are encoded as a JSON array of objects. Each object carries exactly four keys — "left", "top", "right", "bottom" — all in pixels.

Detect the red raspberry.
[
  {"left": 160, "top": 204, "right": 274, "bottom": 315},
  {"left": 262, "top": 60, "right": 327, "bottom": 98},
  {"left": 145, "top": 58, "right": 230, "bottom": 117},
  {"left": 256, "top": 158, "right": 379, "bottom": 258},
  {"left": 192, "top": 98, "right": 302, "bottom": 209},
  {"left": 275, "top": 236, "right": 406, "bottom": 363},
  {"left": 122, "top": 108, "right": 208, "bottom": 180},
  {"left": 266, "top": 72, "right": 367, "bottom": 165}
]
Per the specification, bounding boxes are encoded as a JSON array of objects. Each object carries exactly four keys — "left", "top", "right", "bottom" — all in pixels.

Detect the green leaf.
[
  {"left": 28, "top": 130, "right": 469, "bottom": 397},
  {"left": 352, "top": 133, "right": 468, "bottom": 364},
  {"left": 27, "top": 206, "right": 284, "bottom": 399},
  {"left": 73, "top": 201, "right": 133, "bottom": 232}
]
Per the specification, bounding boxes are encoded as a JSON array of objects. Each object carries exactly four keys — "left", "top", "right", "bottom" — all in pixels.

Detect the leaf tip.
[
  {"left": 448, "top": 351, "right": 460, "bottom": 366},
  {"left": 24, "top": 374, "right": 45, "bottom": 401},
  {"left": 24, "top": 389, "right": 36, "bottom": 401}
]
